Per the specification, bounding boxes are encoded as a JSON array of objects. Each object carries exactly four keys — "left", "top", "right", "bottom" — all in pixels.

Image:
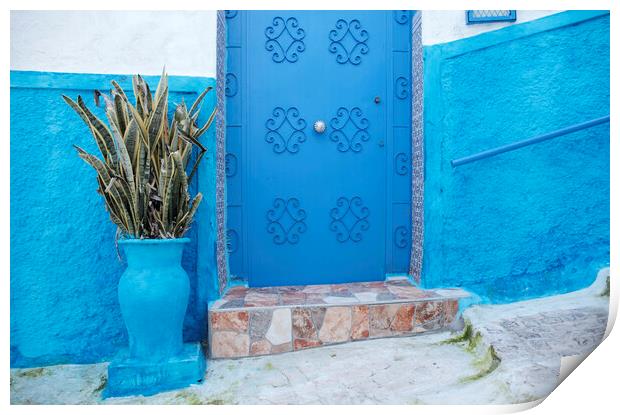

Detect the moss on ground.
[
  {"left": 175, "top": 390, "right": 203, "bottom": 405},
  {"left": 459, "top": 346, "right": 501, "bottom": 383},
  {"left": 441, "top": 322, "right": 474, "bottom": 345},
  {"left": 442, "top": 320, "right": 501, "bottom": 383},
  {"left": 93, "top": 374, "right": 107, "bottom": 393},
  {"left": 442, "top": 321, "right": 485, "bottom": 353},
  {"left": 201, "top": 379, "right": 240, "bottom": 405},
  {"left": 466, "top": 331, "right": 483, "bottom": 353},
  {"left": 205, "top": 398, "right": 228, "bottom": 405},
  {"left": 17, "top": 368, "right": 50, "bottom": 378},
  {"left": 600, "top": 275, "right": 610, "bottom": 297}
]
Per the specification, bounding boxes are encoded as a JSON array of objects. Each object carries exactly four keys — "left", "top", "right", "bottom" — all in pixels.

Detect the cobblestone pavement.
[
  {"left": 463, "top": 268, "right": 610, "bottom": 402},
  {"left": 483, "top": 307, "right": 607, "bottom": 362},
  {"left": 10, "top": 270, "right": 610, "bottom": 405}
]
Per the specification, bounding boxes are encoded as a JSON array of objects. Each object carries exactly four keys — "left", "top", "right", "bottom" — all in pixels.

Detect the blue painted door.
[{"left": 225, "top": 11, "right": 413, "bottom": 287}]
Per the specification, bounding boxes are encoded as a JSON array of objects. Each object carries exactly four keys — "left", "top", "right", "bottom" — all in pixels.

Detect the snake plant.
[{"left": 63, "top": 71, "right": 215, "bottom": 239}]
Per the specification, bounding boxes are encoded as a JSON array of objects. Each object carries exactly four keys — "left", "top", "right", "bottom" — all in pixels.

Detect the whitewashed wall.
[
  {"left": 421, "top": 10, "right": 562, "bottom": 45},
  {"left": 11, "top": 10, "right": 564, "bottom": 75},
  {"left": 10, "top": 11, "right": 217, "bottom": 77}
]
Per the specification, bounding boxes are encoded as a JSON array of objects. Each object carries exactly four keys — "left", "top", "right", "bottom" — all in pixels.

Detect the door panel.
[{"left": 226, "top": 11, "right": 412, "bottom": 287}]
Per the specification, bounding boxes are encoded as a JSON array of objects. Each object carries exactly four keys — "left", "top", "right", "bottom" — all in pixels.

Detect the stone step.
[{"left": 208, "top": 278, "right": 470, "bottom": 358}]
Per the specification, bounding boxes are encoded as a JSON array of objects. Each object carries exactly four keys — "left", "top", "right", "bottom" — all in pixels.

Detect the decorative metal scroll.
[
  {"left": 394, "top": 153, "right": 408, "bottom": 175},
  {"left": 329, "top": 196, "right": 370, "bottom": 243},
  {"left": 328, "top": 19, "right": 369, "bottom": 65},
  {"left": 225, "top": 73, "right": 238, "bottom": 97},
  {"left": 395, "top": 76, "right": 409, "bottom": 99},
  {"left": 225, "top": 153, "right": 237, "bottom": 177},
  {"left": 265, "top": 17, "right": 306, "bottom": 63},
  {"left": 393, "top": 11, "right": 409, "bottom": 24},
  {"left": 266, "top": 198, "right": 308, "bottom": 245},
  {"left": 394, "top": 226, "right": 409, "bottom": 248},
  {"left": 265, "top": 107, "right": 307, "bottom": 154},
  {"left": 329, "top": 107, "right": 370, "bottom": 152},
  {"left": 226, "top": 229, "right": 239, "bottom": 253}
]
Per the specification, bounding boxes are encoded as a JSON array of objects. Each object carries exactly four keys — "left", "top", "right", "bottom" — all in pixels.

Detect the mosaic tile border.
[
  {"left": 215, "top": 10, "right": 229, "bottom": 295},
  {"left": 409, "top": 11, "right": 425, "bottom": 283}
]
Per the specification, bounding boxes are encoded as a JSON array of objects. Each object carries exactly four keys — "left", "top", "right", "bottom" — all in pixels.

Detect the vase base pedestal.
[{"left": 104, "top": 342, "right": 206, "bottom": 398}]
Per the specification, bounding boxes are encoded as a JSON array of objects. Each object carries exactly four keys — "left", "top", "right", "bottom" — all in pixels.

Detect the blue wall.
[
  {"left": 423, "top": 11, "right": 610, "bottom": 302},
  {"left": 10, "top": 71, "right": 218, "bottom": 367}
]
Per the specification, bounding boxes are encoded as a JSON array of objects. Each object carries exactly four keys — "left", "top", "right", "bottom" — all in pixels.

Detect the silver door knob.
[{"left": 313, "top": 120, "right": 326, "bottom": 134}]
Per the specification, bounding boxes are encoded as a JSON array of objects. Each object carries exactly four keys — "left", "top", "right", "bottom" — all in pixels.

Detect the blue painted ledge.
[
  {"left": 10, "top": 70, "right": 214, "bottom": 93},
  {"left": 429, "top": 10, "right": 609, "bottom": 58}
]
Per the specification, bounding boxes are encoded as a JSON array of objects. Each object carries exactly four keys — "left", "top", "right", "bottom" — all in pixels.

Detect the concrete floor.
[
  {"left": 11, "top": 332, "right": 512, "bottom": 404},
  {"left": 10, "top": 269, "right": 610, "bottom": 405}
]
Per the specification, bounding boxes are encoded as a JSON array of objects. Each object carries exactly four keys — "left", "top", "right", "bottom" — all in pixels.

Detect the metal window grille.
[{"left": 466, "top": 10, "right": 517, "bottom": 24}]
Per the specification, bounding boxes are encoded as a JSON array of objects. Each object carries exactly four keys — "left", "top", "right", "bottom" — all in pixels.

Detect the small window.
[{"left": 466, "top": 10, "right": 517, "bottom": 24}]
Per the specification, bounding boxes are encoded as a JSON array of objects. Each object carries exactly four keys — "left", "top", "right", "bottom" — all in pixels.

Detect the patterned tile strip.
[
  {"left": 409, "top": 11, "right": 425, "bottom": 283},
  {"left": 215, "top": 10, "right": 229, "bottom": 295}
]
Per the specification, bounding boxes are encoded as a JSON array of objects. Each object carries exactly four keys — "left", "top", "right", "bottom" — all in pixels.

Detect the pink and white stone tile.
[{"left": 209, "top": 279, "right": 469, "bottom": 358}]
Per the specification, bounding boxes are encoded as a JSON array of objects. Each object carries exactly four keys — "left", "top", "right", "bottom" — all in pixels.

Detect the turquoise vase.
[
  {"left": 106, "top": 237, "right": 205, "bottom": 397},
  {"left": 118, "top": 238, "right": 190, "bottom": 362}
]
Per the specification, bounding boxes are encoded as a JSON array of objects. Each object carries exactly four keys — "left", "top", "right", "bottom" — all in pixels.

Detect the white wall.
[
  {"left": 11, "top": 10, "right": 563, "bottom": 75},
  {"left": 422, "top": 10, "right": 563, "bottom": 45},
  {"left": 10, "top": 11, "right": 217, "bottom": 77}
]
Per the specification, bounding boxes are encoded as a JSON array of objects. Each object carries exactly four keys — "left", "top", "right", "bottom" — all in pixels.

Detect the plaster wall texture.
[
  {"left": 10, "top": 11, "right": 217, "bottom": 77},
  {"left": 10, "top": 72, "right": 218, "bottom": 367},
  {"left": 421, "top": 10, "right": 562, "bottom": 45},
  {"left": 423, "top": 12, "right": 610, "bottom": 302}
]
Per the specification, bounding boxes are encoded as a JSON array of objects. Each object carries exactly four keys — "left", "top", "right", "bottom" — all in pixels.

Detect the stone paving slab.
[
  {"left": 465, "top": 270, "right": 609, "bottom": 366},
  {"left": 462, "top": 268, "right": 610, "bottom": 401},
  {"left": 212, "top": 278, "right": 470, "bottom": 310},
  {"left": 12, "top": 332, "right": 508, "bottom": 405}
]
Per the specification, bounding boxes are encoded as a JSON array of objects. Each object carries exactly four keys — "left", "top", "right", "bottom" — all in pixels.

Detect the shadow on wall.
[
  {"left": 422, "top": 11, "right": 610, "bottom": 303},
  {"left": 10, "top": 72, "right": 218, "bottom": 367}
]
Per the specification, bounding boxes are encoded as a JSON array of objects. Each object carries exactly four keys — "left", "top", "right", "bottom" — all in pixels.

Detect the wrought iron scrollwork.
[
  {"left": 328, "top": 19, "right": 369, "bottom": 65},
  {"left": 226, "top": 229, "right": 239, "bottom": 253},
  {"left": 265, "top": 107, "right": 307, "bottom": 154},
  {"left": 265, "top": 17, "right": 306, "bottom": 63},
  {"left": 329, "top": 196, "right": 370, "bottom": 243},
  {"left": 393, "top": 11, "right": 409, "bottom": 24},
  {"left": 266, "top": 198, "right": 307, "bottom": 245},
  {"left": 394, "top": 152, "right": 408, "bottom": 175},
  {"left": 225, "top": 153, "right": 237, "bottom": 177},
  {"left": 394, "top": 226, "right": 409, "bottom": 248},
  {"left": 395, "top": 76, "right": 409, "bottom": 99},
  {"left": 225, "top": 73, "right": 238, "bottom": 97},
  {"left": 329, "top": 107, "right": 370, "bottom": 152}
]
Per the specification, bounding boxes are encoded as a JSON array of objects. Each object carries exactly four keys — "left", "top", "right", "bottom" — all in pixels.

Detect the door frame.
[{"left": 213, "top": 10, "right": 425, "bottom": 294}]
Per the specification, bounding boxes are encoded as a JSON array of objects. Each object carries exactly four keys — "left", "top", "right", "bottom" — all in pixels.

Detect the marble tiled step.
[{"left": 208, "top": 279, "right": 469, "bottom": 359}]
